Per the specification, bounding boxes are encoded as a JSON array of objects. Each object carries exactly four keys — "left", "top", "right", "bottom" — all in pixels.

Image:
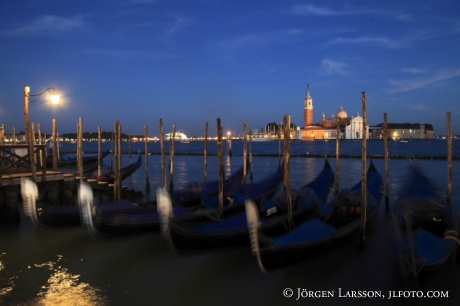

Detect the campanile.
[{"left": 303, "top": 84, "right": 313, "bottom": 127}]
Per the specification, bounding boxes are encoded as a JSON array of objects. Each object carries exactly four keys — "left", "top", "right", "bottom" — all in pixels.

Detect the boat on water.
[
  {"left": 92, "top": 154, "right": 142, "bottom": 183},
  {"left": 245, "top": 161, "right": 383, "bottom": 272},
  {"left": 157, "top": 159, "right": 333, "bottom": 251},
  {"left": 46, "top": 148, "right": 110, "bottom": 167},
  {"left": 398, "top": 140, "right": 408, "bottom": 143},
  {"left": 391, "top": 164, "right": 458, "bottom": 276},
  {"left": 250, "top": 130, "right": 272, "bottom": 142},
  {"left": 165, "top": 132, "right": 189, "bottom": 143},
  {"left": 20, "top": 164, "right": 246, "bottom": 233}
]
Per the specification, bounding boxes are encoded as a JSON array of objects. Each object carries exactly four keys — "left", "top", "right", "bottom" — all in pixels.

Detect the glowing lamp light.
[{"left": 50, "top": 93, "right": 60, "bottom": 104}]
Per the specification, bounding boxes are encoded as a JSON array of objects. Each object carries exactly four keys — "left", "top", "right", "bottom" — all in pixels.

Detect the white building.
[{"left": 344, "top": 113, "right": 369, "bottom": 139}]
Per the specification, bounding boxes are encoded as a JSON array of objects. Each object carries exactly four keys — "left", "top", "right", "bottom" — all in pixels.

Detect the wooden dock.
[{"left": 0, "top": 171, "right": 77, "bottom": 187}]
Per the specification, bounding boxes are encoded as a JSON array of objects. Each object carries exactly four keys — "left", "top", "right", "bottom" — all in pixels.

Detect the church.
[{"left": 299, "top": 85, "right": 369, "bottom": 140}]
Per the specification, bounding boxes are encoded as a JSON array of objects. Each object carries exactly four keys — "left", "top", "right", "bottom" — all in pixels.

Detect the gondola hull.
[
  {"left": 391, "top": 164, "right": 456, "bottom": 275},
  {"left": 164, "top": 161, "right": 334, "bottom": 251},
  {"left": 246, "top": 161, "right": 383, "bottom": 271}
]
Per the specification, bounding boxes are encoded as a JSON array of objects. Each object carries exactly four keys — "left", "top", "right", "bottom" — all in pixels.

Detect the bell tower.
[{"left": 303, "top": 84, "right": 313, "bottom": 127}]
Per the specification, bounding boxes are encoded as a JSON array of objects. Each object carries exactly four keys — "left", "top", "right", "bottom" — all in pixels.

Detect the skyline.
[{"left": 1, "top": 0, "right": 459, "bottom": 137}]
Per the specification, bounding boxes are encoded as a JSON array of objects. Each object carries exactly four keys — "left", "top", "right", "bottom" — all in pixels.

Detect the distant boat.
[
  {"left": 251, "top": 131, "right": 271, "bottom": 142},
  {"left": 165, "top": 132, "right": 189, "bottom": 143},
  {"left": 398, "top": 140, "right": 408, "bottom": 143}
]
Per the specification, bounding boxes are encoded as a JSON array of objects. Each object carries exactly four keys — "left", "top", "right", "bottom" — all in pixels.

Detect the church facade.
[{"left": 299, "top": 86, "right": 369, "bottom": 140}]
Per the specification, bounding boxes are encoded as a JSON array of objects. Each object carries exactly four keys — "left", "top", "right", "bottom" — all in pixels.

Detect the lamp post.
[{"left": 23, "top": 85, "right": 60, "bottom": 144}]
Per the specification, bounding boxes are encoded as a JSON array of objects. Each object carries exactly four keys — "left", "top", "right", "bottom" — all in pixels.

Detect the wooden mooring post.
[
  {"left": 204, "top": 122, "right": 208, "bottom": 182},
  {"left": 335, "top": 116, "right": 340, "bottom": 195},
  {"left": 78, "top": 118, "right": 83, "bottom": 182},
  {"left": 243, "top": 121, "right": 247, "bottom": 183},
  {"left": 249, "top": 126, "right": 253, "bottom": 182},
  {"left": 217, "top": 118, "right": 224, "bottom": 216},
  {"left": 159, "top": 119, "right": 166, "bottom": 190},
  {"left": 29, "top": 123, "right": 36, "bottom": 182},
  {"left": 360, "top": 92, "right": 367, "bottom": 245},
  {"left": 283, "top": 115, "right": 293, "bottom": 229},
  {"left": 97, "top": 125, "right": 102, "bottom": 180},
  {"left": 228, "top": 131, "right": 232, "bottom": 158},
  {"left": 144, "top": 125, "right": 150, "bottom": 192},
  {"left": 52, "top": 119, "right": 58, "bottom": 171},
  {"left": 384, "top": 113, "right": 389, "bottom": 214},
  {"left": 114, "top": 120, "right": 122, "bottom": 201},
  {"left": 169, "top": 124, "right": 175, "bottom": 193},
  {"left": 446, "top": 112, "right": 452, "bottom": 202},
  {"left": 128, "top": 129, "right": 132, "bottom": 164}
]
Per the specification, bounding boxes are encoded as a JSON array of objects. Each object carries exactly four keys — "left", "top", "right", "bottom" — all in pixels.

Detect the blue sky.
[{"left": 1, "top": 0, "right": 459, "bottom": 137}]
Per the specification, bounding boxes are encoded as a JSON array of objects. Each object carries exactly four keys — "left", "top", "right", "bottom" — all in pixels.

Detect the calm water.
[{"left": 1, "top": 139, "right": 459, "bottom": 306}]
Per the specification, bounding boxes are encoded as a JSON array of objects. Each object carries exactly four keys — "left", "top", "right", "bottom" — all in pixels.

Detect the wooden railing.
[{"left": 0, "top": 144, "right": 47, "bottom": 182}]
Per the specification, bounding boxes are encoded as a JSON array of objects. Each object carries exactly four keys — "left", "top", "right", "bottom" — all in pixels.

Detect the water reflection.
[
  {"left": 0, "top": 254, "right": 107, "bottom": 306},
  {"left": 0, "top": 253, "right": 15, "bottom": 301}
]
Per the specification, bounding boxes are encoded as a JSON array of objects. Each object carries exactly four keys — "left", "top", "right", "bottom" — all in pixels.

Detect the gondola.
[
  {"left": 92, "top": 154, "right": 142, "bottom": 183},
  {"left": 245, "top": 161, "right": 383, "bottom": 272},
  {"left": 47, "top": 148, "right": 110, "bottom": 167},
  {"left": 20, "top": 164, "right": 246, "bottom": 233},
  {"left": 169, "top": 164, "right": 246, "bottom": 207},
  {"left": 157, "top": 160, "right": 333, "bottom": 251},
  {"left": 391, "top": 164, "right": 458, "bottom": 276},
  {"left": 199, "top": 162, "right": 284, "bottom": 213},
  {"left": 78, "top": 163, "right": 283, "bottom": 236}
]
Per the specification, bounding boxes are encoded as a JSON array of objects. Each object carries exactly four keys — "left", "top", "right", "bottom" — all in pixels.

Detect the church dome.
[{"left": 336, "top": 105, "right": 347, "bottom": 119}]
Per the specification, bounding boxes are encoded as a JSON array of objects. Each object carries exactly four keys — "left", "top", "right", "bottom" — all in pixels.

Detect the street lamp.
[{"left": 23, "top": 85, "right": 60, "bottom": 144}]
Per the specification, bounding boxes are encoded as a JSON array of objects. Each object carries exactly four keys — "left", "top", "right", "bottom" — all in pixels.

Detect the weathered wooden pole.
[
  {"left": 37, "top": 123, "right": 42, "bottom": 144},
  {"left": 0, "top": 124, "right": 4, "bottom": 145},
  {"left": 228, "top": 133, "right": 232, "bottom": 158},
  {"left": 128, "top": 129, "right": 132, "bottom": 164},
  {"left": 283, "top": 115, "right": 293, "bottom": 229},
  {"left": 116, "top": 121, "right": 122, "bottom": 200},
  {"left": 204, "top": 122, "right": 208, "bottom": 182},
  {"left": 12, "top": 126, "right": 16, "bottom": 145},
  {"left": 360, "top": 92, "right": 368, "bottom": 245},
  {"left": 52, "top": 119, "right": 58, "bottom": 171},
  {"left": 113, "top": 121, "right": 118, "bottom": 199},
  {"left": 384, "top": 113, "right": 390, "bottom": 214},
  {"left": 446, "top": 112, "right": 452, "bottom": 202},
  {"left": 97, "top": 125, "right": 102, "bottom": 181},
  {"left": 144, "top": 124, "right": 150, "bottom": 192},
  {"left": 159, "top": 119, "right": 166, "bottom": 190},
  {"left": 217, "top": 119, "right": 224, "bottom": 216},
  {"left": 78, "top": 118, "right": 84, "bottom": 182},
  {"left": 24, "top": 86, "right": 30, "bottom": 145},
  {"left": 243, "top": 121, "right": 247, "bottom": 183},
  {"left": 29, "top": 123, "right": 36, "bottom": 182},
  {"left": 110, "top": 129, "right": 114, "bottom": 171},
  {"left": 335, "top": 116, "right": 340, "bottom": 195},
  {"left": 249, "top": 126, "right": 253, "bottom": 182},
  {"left": 278, "top": 124, "right": 281, "bottom": 167},
  {"left": 169, "top": 124, "right": 176, "bottom": 192},
  {"left": 36, "top": 123, "right": 43, "bottom": 168}
]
